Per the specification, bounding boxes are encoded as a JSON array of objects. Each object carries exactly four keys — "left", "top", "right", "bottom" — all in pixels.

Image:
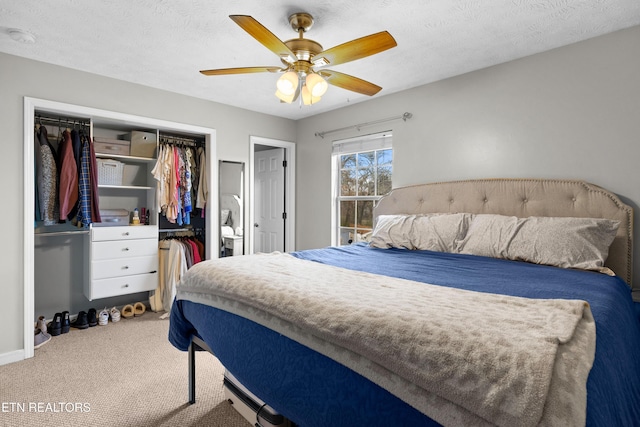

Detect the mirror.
[{"left": 219, "top": 160, "right": 245, "bottom": 257}]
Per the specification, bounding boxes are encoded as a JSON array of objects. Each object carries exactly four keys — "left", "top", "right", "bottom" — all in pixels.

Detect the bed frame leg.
[{"left": 188, "top": 340, "right": 196, "bottom": 404}]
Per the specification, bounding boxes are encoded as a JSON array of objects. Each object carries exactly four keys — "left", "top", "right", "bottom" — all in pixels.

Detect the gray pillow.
[{"left": 456, "top": 214, "right": 620, "bottom": 272}]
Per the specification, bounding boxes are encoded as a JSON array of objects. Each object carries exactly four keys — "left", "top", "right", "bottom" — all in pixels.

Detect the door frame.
[{"left": 249, "top": 136, "right": 295, "bottom": 254}]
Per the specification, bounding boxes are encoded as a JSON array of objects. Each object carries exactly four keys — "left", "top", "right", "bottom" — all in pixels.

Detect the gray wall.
[
  {"left": 0, "top": 52, "right": 296, "bottom": 356},
  {"left": 3, "top": 24, "right": 640, "bottom": 358},
  {"left": 295, "top": 26, "right": 640, "bottom": 299}
]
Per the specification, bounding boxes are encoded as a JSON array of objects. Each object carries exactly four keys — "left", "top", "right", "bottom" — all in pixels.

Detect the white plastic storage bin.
[
  {"left": 97, "top": 209, "right": 129, "bottom": 226},
  {"left": 97, "top": 159, "right": 124, "bottom": 185}
]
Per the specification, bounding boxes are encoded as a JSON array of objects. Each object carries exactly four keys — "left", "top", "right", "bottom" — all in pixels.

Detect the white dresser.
[
  {"left": 223, "top": 235, "right": 244, "bottom": 256},
  {"left": 85, "top": 225, "right": 159, "bottom": 300}
]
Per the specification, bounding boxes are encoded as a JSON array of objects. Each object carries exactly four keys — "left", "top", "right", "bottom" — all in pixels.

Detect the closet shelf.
[
  {"left": 98, "top": 184, "right": 154, "bottom": 190},
  {"left": 34, "top": 223, "right": 89, "bottom": 237},
  {"left": 95, "top": 153, "right": 156, "bottom": 164}
]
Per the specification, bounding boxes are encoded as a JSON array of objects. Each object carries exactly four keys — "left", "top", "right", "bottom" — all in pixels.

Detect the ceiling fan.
[{"left": 200, "top": 13, "right": 397, "bottom": 105}]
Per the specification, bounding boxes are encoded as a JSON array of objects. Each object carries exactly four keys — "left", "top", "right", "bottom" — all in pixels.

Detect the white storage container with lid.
[{"left": 96, "top": 209, "right": 129, "bottom": 227}]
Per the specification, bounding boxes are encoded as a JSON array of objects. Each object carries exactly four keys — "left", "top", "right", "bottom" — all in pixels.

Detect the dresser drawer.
[
  {"left": 92, "top": 225, "right": 158, "bottom": 241},
  {"left": 92, "top": 238, "right": 157, "bottom": 260},
  {"left": 90, "top": 273, "right": 157, "bottom": 300},
  {"left": 91, "top": 255, "right": 158, "bottom": 280}
]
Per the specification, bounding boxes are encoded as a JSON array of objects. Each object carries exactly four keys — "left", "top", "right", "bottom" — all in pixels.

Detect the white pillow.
[
  {"left": 411, "top": 213, "right": 473, "bottom": 252},
  {"left": 369, "top": 215, "right": 415, "bottom": 249},
  {"left": 456, "top": 214, "right": 620, "bottom": 272}
]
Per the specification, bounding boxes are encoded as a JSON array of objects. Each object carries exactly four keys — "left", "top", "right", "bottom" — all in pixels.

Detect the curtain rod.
[{"left": 315, "top": 112, "right": 412, "bottom": 139}]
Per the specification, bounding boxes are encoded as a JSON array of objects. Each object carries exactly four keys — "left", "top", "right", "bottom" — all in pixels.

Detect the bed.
[{"left": 169, "top": 178, "right": 640, "bottom": 426}]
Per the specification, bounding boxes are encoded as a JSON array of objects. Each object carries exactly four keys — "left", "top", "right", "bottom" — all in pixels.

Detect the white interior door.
[{"left": 254, "top": 148, "right": 285, "bottom": 253}]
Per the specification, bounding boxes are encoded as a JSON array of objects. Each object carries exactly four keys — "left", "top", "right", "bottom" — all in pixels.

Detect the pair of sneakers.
[{"left": 96, "top": 307, "right": 121, "bottom": 325}]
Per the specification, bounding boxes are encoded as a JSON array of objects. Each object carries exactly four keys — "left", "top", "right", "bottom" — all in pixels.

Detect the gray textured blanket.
[{"left": 176, "top": 252, "right": 595, "bottom": 427}]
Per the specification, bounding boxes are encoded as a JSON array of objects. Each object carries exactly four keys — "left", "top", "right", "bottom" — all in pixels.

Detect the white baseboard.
[{"left": 0, "top": 350, "right": 26, "bottom": 366}]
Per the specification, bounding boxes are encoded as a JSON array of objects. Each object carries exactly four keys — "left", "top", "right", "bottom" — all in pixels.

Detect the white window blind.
[{"left": 331, "top": 132, "right": 392, "bottom": 155}]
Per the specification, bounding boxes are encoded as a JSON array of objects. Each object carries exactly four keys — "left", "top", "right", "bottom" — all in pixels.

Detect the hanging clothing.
[
  {"left": 66, "top": 129, "right": 83, "bottom": 220},
  {"left": 34, "top": 129, "right": 42, "bottom": 223},
  {"left": 181, "top": 148, "right": 193, "bottom": 225},
  {"left": 187, "top": 239, "right": 201, "bottom": 264},
  {"left": 37, "top": 126, "right": 59, "bottom": 226},
  {"left": 150, "top": 240, "right": 170, "bottom": 313},
  {"left": 154, "top": 234, "right": 204, "bottom": 313},
  {"left": 196, "top": 146, "right": 208, "bottom": 210},
  {"left": 151, "top": 144, "right": 168, "bottom": 216},
  {"left": 175, "top": 147, "right": 184, "bottom": 226},
  {"left": 76, "top": 135, "right": 93, "bottom": 228},
  {"left": 57, "top": 130, "right": 79, "bottom": 220},
  {"left": 164, "top": 239, "right": 188, "bottom": 312},
  {"left": 88, "top": 136, "right": 101, "bottom": 223},
  {"left": 153, "top": 141, "right": 205, "bottom": 224}
]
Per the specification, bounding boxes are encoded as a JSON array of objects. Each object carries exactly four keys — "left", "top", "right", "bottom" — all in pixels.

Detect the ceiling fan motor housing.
[
  {"left": 284, "top": 38, "right": 323, "bottom": 69},
  {"left": 288, "top": 12, "right": 314, "bottom": 33}
]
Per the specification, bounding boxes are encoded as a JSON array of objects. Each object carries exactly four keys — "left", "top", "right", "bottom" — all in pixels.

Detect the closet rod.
[
  {"left": 159, "top": 135, "right": 201, "bottom": 147},
  {"left": 35, "top": 115, "right": 90, "bottom": 127},
  {"left": 159, "top": 227, "right": 198, "bottom": 234},
  {"left": 315, "top": 112, "right": 412, "bottom": 139}
]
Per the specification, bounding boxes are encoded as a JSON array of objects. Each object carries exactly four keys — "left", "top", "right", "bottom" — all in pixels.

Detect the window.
[{"left": 332, "top": 133, "right": 392, "bottom": 245}]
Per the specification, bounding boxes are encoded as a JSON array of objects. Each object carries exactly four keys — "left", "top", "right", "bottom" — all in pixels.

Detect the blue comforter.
[{"left": 170, "top": 244, "right": 640, "bottom": 426}]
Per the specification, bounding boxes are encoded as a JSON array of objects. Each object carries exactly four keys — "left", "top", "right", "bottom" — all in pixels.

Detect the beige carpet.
[{"left": 0, "top": 312, "right": 250, "bottom": 427}]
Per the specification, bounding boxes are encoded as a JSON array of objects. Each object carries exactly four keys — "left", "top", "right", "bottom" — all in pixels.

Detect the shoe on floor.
[
  {"left": 46, "top": 312, "right": 62, "bottom": 336},
  {"left": 121, "top": 304, "right": 134, "bottom": 319},
  {"left": 34, "top": 328, "right": 51, "bottom": 349},
  {"left": 71, "top": 311, "right": 89, "bottom": 329},
  {"left": 61, "top": 311, "right": 71, "bottom": 334},
  {"left": 36, "top": 316, "right": 48, "bottom": 335},
  {"left": 110, "top": 307, "right": 121, "bottom": 323},
  {"left": 98, "top": 308, "right": 109, "bottom": 326},
  {"left": 133, "top": 302, "right": 146, "bottom": 317},
  {"left": 87, "top": 308, "right": 98, "bottom": 327}
]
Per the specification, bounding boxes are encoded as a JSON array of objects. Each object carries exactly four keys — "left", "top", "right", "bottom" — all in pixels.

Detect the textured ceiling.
[{"left": 1, "top": 0, "right": 639, "bottom": 120}]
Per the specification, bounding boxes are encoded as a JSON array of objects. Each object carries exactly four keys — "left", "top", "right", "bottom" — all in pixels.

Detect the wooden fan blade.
[
  {"left": 312, "top": 31, "right": 397, "bottom": 67},
  {"left": 200, "top": 67, "right": 282, "bottom": 76},
  {"left": 230, "top": 15, "right": 297, "bottom": 62},
  {"left": 320, "top": 70, "right": 382, "bottom": 96}
]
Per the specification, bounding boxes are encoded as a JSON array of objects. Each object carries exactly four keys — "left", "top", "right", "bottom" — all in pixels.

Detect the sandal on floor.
[
  {"left": 133, "top": 302, "right": 146, "bottom": 317},
  {"left": 121, "top": 304, "right": 134, "bottom": 319}
]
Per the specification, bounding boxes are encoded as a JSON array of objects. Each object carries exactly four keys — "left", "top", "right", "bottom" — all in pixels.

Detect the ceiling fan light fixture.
[
  {"left": 275, "top": 88, "right": 295, "bottom": 104},
  {"left": 276, "top": 71, "right": 299, "bottom": 95},
  {"left": 306, "top": 72, "right": 328, "bottom": 97},
  {"left": 301, "top": 85, "right": 321, "bottom": 105}
]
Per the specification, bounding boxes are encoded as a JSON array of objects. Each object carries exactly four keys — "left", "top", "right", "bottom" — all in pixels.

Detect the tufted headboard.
[{"left": 374, "top": 178, "right": 633, "bottom": 288}]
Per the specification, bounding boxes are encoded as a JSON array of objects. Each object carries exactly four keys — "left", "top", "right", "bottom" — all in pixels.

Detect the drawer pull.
[
  {"left": 123, "top": 232, "right": 130, "bottom": 236},
  {"left": 123, "top": 266, "right": 129, "bottom": 270},
  {"left": 123, "top": 247, "right": 130, "bottom": 251},
  {"left": 123, "top": 284, "right": 129, "bottom": 288}
]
